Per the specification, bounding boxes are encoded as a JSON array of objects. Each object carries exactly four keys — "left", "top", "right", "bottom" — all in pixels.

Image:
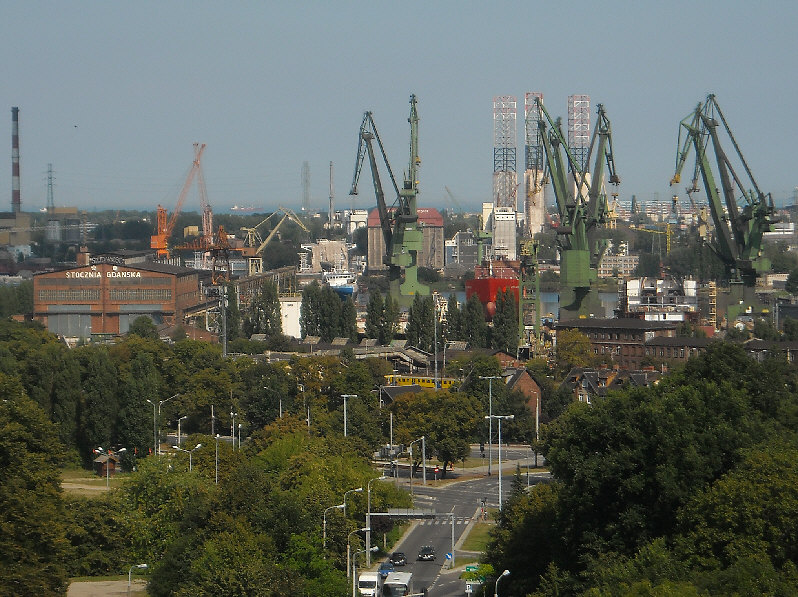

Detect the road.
[{"left": 376, "top": 446, "right": 550, "bottom": 596}]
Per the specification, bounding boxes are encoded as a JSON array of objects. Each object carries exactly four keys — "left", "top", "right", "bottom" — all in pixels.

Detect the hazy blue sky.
[{"left": 1, "top": 2, "right": 795, "bottom": 214}]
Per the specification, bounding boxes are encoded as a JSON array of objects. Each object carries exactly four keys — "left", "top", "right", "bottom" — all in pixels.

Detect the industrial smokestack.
[{"left": 11, "top": 107, "right": 20, "bottom": 213}]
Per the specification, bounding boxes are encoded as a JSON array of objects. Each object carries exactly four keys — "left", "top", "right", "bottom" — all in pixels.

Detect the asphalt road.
[{"left": 379, "top": 448, "right": 550, "bottom": 596}]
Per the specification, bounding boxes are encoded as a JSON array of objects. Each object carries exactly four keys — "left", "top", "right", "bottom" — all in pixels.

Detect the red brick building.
[{"left": 33, "top": 256, "right": 203, "bottom": 338}]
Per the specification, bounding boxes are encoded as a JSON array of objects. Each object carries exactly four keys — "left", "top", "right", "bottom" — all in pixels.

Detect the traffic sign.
[
  {"left": 465, "top": 565, "right": 478, "bottom": 572},
  {"left": 445, "top": 552, "right": 452, "bottom": 560}
]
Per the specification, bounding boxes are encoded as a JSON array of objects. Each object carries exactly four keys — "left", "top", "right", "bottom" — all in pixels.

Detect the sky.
[{"left": 0, "top": 1, "right": 796, "bottom": 215}]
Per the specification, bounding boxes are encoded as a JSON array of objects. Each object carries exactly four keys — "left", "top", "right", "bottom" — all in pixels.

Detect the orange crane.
[{"left": 151, "top": 143, "right": 206, "bottom": 258}]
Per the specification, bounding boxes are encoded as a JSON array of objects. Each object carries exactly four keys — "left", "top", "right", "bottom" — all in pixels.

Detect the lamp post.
[
  {"left": 238, "top": 423, "right": 242, "bottom": 448},
  {"left": 127, "top": 563, "right": 147, "bottom": 597},
  {"left": 353, "top": 545, "right": 379, "bottom": 597},
  {"left": 341, "top": 394, "right": 357, "bottom": 437},
  {"left": 146, "top": 393, "right": 179, "bottom": 456},
  {"left": 343, "top": 486, "right": 363, "bottom": 518},
  {"left": 366, "top": 475, "right": 387, "bottom": 566},
  {"left": 298, "top": 383, "right": 310, "bottom": 432},
  {"left": 230, "top": 411, "right": 237, "bottom": 449},
  {"left": 173, "top": 442, "right": 202, "bottom": 472},
  {"left": 177, "top": 416, "right": 187, "bottom": 447},
  {"left": 408, "top": 436, "right": 426, "bottom": 497},
  {"left": 494, "top": 569, "right": 511, "bottom": 596},
  {"left": 479, "top": 376, "right": 501, "bottom": 475},
  {"left": 485, "top": 414, "right": 514, "bottom": 507},
  {"left": 323, "top": 503, "right": 345, "bottom": 550},
  {"left": 347, "top": 527, "right": 370, "bottom": 579},
  {"left": 215, "top": 434, "right": 220, "bottom": 485},
  {"left": 95, "top": 447, "right": 126, "bottom": 489}
]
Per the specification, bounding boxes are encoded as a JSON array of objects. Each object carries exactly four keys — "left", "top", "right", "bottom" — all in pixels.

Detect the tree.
[
  {"left": 318, "top": 286, "right": 343, "bottom": 342},
  {"left": 554, "top": 328, "right": 595, "bottom": 375},
  {"left": 0, "top": 375, "right": 69, "bottom": 595},
  {"left": 382, "top": 294, "right": 400, "bottom": 345},
  {"left": 787, "top": 269, "right": 798, "bottom": 295},
  {"left": 339, "top": 298, "right": 357, "bottom": 343},
  {"left": 443, "top": 294, "right": 462, "bottom": 341},
  {"left": 76, "top": 346, "right": 119, "bottom": 463},
  {"left": 390, "top": 389, "right": 481, "bottom": 474},
  {"left": 129, "top": 315, "right": 159, "bottom": 340},
  {"left": 243, "top": 280, "right": 282, "bottom": 338},
  {"left": 462, "top": 293, "right": 488, "bottom": 348},
  {"left": 365, "top": 289, "right": 383, "bottom": 341},
  {"left": 784, "top": 317, "right": 798, "bottom": 341},
  {"left": 300, "top": 282, "right": 322, "bottom": 339},
  {"left": 491, "top": 289, "right": 518, "bottom": 353},
  {"left": 406, "top": 295, "right": 434, "bottom": 351}
]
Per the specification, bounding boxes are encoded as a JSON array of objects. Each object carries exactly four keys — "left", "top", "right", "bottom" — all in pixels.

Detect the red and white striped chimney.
[{"left": 11, "top": 107, "right": 20, "bottom": 213}]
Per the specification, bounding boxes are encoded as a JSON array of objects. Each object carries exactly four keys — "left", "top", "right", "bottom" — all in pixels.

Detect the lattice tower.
[
  {"left": 493, "top": 95, "right": 517, "bottom": 209},
  {"left": 567, "top": 94, "right": 590, "bottom": 172}
]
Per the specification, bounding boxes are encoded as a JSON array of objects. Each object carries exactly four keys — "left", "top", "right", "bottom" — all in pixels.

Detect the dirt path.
[{"left": 67, "top": 579, "right": 146, "bottom": 596}]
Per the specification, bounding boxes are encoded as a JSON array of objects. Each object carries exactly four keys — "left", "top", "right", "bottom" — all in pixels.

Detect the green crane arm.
[{"left": 671, "top": 95, "right": 775, "bottom": 285}]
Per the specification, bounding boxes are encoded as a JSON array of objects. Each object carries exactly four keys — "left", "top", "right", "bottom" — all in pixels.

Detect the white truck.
[
  {"left": 358, "top": 571, "right": 381, "bottom": 597},
  {"left": 382, "top": 571, "right": 413, "bottom": 597}
]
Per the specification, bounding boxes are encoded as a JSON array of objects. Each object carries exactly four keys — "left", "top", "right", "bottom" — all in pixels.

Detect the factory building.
[
  {"left": 33, "top": 255, "right": 204, "bottom": 338},
  {"left": 366, "top": 207, "right": 444, "bottom": 272}
]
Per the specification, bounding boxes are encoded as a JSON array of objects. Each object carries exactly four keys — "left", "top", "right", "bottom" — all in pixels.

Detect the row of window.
[
  {"left": 587, "top": 331, "right": 643, "bottom": 341},
  {"left": 109, "top": 289, "right": 172, "bottom": 302},
  {"left": 38, "top": 289, "right": 100, "bottom": 301}
]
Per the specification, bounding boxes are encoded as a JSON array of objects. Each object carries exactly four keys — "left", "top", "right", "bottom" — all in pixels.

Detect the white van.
[{"left": 358, "top": 571, "right": 381, "bottom": 596}]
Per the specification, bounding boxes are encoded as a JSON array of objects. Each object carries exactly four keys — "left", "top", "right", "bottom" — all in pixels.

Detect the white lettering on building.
[
  {"left": 66, "top": 271, "right": 102, "bottom": 278},
  {"left": 106, "top": 271, "right": 142, "bottom": 278}
]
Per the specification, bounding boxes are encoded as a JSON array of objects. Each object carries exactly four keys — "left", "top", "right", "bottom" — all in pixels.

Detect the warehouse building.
[{"left": 33, "top": 254, "right": 204, "bottom": 338}]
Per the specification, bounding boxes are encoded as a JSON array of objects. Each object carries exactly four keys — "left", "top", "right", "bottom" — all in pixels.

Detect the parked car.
[
  {"left": 378, "top": 561, "right": 395, "bottom": 579},
  {"left": 390, "top": 552, "right": 407, "bottom": 566},
  {"left": 417, "top": 545, "right": 436, "bottom": 561}
]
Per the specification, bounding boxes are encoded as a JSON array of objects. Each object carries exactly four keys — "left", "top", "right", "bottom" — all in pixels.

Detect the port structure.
[
  {"left": 671, "top": 94, "right": 775, "bottom": 289},
  {"left": 349, "top": 94, "right": 429, "bottom": 300},
  {"left": 151, "top": 143, "right": 207, "bottom": 259},
  {"left": 536, "top": 98, "right": 620, "bottom": 316}
]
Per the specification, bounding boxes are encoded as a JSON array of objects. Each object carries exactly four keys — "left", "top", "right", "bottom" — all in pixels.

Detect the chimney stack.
[{"left": 11, "top": 107, "right": 20, "bottom": 213}]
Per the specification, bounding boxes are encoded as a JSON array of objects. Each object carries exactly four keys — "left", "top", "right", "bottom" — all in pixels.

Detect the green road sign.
[{"left": 465, "top": 565, "right": 478, "bottom": 572}]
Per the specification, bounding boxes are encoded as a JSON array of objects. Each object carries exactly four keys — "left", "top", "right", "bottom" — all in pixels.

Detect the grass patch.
[{"left": 460, "top": 521, "right": 494, "bottom": 552}]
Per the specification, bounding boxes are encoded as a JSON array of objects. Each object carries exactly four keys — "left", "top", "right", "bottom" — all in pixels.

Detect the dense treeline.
[
  {"left": 0, "top": 318, "right": 542, "bottom": 594},
  {"left": 486, "top": 343, "right": 798, "bottom": 596}
]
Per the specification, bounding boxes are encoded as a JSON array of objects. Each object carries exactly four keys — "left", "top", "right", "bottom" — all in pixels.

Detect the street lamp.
[
  {"left": 146, "top": 393, "right": 179, "bottom": 456},
  {"left": 343, "top": 486, "right": 363, "bottom": 518},
  {"left": 494, "top": 569, "right": 510, "bottom": 597},
  {"left": 127, "top": 563, "right": 147, "bottom": 597},
  {"left": 177, "top": 415, "right": 187, "bottom": 447},
  {"left": 347, "top": 527, "right": 370, "bottom": 579},
  {"left": 341, "top": 394, "right": 357, "bottom": 437},
  {"left": 238, "top": 423, "right": 242, "bottom": 448},
  {"left": 485, "top": 414, "right": 514, "bottom": 507},
  {"left": 95, "top": 447, "right": 126, "bottom": 489},
  {"left": 215, "top": 434, "right": 220, "bottom": 485},
  {"left": 230, "top": 411, "right": 238, "bottom": 449},
  {"left": 298, "top": 383, "right": 310, "bottom": 432},
  {"left": 352, "top": 545, "right": 379, "bottom": 597},
  {"left": 408, "top": 436, "right": 426, "bottom": 497},
  {"left": 323, "top": 503, "right": 345, "bottom": 550},
  {"left": 479, "top": 376, "right": 501, "bottom": 475},
  {"left": 172, "top": 442, "right": 202, "bottom": 472},
  {"left": 366, "top": 475, "right": 387, "bottom": 566}
]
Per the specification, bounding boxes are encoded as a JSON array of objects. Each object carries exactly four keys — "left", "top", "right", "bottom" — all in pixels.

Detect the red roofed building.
[{"left": 366, "top": 207, "right": 444, "bottom": 272}]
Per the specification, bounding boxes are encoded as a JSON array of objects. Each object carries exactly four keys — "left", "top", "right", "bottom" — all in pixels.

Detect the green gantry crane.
[
  {"left": 671, "top": 94, "right": 775, "bottom": 288},
  {"left": 350, "top": 94, "right": 430, "bottom": 300},
  {"left": 536, "top": 98, "right": 620, "bottom": 315}
]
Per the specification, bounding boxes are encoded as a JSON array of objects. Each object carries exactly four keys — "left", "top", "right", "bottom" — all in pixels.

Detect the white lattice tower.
[
  {"left": 493, "top": 95, "right": 517, "bottom": 209},
  {"left": 568, "top": 94, "right": 590, "bottom": 172}
]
